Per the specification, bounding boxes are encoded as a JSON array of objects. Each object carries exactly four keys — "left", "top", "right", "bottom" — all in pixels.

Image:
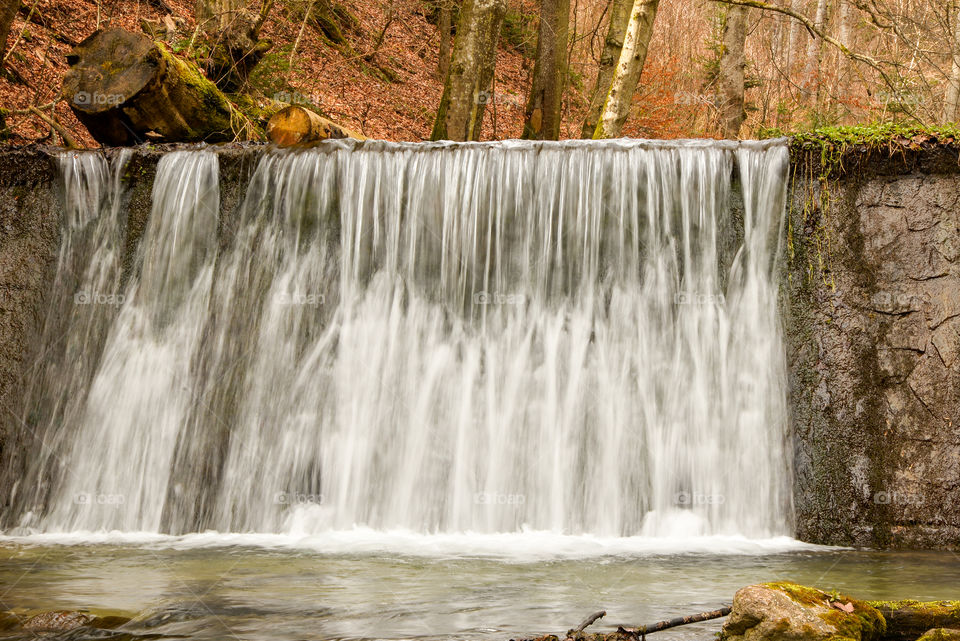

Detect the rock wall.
[
  {"left": 786, "top": 145, "right": 960, "bottom": 548},
  {"left": 0, "top": 147, "right": 62, "bottom": 514},
  {"left": 0, "top": 144, "right": 262, "bottom": 520}
]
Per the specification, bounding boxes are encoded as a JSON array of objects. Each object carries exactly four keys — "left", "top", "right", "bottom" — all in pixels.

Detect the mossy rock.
[
  {"left": 916, "top": 630, "right": 960, "bottom": 641},
  {"left": 759, "top": 123, "right": 960, "bottom": 180},
  {"left": 721, "top": 582, "right": 885, "bottom": 641}
]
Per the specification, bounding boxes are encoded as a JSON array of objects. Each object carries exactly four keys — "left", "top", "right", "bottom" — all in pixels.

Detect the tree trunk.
[
  {"left": 431, "top": 0, "right": 507, "bottom": 141},
  {"left": 267, "top": 105, "right": 364, "bottom": 145},
  {"left": 802, "top": 0, "right": 828, "bottom": 95},
  {"left": 63, "top": 28, "right": 254, "bottom": 146},
  {"left": 438, "top": 0, "right": 453, "bottom": 77},
  {"left": 522, "top": 0, "right": 570, "bottom": 139},
  {"left": 195, "top": 0, "right": 272, "bottom": 91},
  {"left": 944, "top": 4, "right": 960, "bottom": 122},
  {"left": 835, "top": 0, "right": 853, "bottom": 82},
  {"left": 785, "top": 0, "right": 802, "bottom": 75},
  {"left": 718, "top": 5, "right": 748, "bottom": 138},
  {"left": 592, "top": 0, "right": 659, "bottom": 139},
  {"left": 0, "top": 0, "right": 20, "bottom": 59},
  {"left": 580, "top": 0, "right": 631, "bottom": 138}
]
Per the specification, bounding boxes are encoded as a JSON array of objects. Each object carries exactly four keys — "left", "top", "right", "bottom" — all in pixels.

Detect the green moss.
[
  {"left": 764, "top": 582, "right": 886, "bottom": 641},
  {"left": 917, "top": 629, "right": 960, "bottom": 641},
  {"left": 157, "top": 44, "right": 261, "bottom": 140},
  {"left": 789, "top": 122, "right": 960, "bottom": 151},
  {"left": 761, "top": 123, "right": 960, "bottom": 181},
  {"left": 766, "top": 581, "right": 833, "bottom": 607},
  {"left": 868, "top": 600, "right": 960, "bottom": 626},
  {"left": 501, "top": 7, "right": 536, "bottom": 58},
  {"left": 821, "top": 606, "right": 885, "bottom": 641},
  {"left": 247, "top": 45, "right": 295, "bottom": 99}
]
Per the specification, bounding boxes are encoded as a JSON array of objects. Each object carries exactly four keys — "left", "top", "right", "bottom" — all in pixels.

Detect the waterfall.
[{"left": 10, "top": 139, "right": 792, "bottom": 540}]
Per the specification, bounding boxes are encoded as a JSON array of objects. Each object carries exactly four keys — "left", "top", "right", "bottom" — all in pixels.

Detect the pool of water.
[{"left": 1, "top": 534, "right": 958, "bottom": 641}]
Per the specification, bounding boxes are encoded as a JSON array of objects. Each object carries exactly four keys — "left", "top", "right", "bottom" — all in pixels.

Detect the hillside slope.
[{"left": 0, "top": 0, "right": 545, "bottom": 145}]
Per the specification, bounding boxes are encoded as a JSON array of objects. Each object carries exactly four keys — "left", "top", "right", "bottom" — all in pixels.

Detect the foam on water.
[{"left": 0, "top": 529, "right": 821, "bottom": 561}]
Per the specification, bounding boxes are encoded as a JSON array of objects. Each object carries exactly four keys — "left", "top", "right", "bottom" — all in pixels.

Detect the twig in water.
[{"left": 569, "top": 611, "right": 607, "bottom": 636}]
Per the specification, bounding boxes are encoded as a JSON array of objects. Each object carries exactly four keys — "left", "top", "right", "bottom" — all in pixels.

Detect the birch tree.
[
  {"left": 945, "top": 4, "right": 960, "bottom": 121},
  {"left": 592, "top": 0, "right": 660, "bottom": 139},
  {"left": 581, "top": 0, "right": 633, "bottom": 137}
]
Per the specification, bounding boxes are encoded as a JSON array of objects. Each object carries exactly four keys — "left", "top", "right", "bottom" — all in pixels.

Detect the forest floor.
[{"left": 0, "top": 0, "right": 584, "bottom": 146}]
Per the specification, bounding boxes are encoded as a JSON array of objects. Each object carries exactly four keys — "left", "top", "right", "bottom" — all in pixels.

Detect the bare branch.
[{"left": 710, "top": 0, "right": 929, "bottom": 124}]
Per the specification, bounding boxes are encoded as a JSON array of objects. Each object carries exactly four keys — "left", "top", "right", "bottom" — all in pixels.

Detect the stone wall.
[
  {"left": 0, "top": 144, "right": 262, "bottom": 520},
  {"left": 787, "top": 145, "right": 960, "bottom": 548},
  {"left": 0, "top": 147, "right": 62, "bottom": 514}
]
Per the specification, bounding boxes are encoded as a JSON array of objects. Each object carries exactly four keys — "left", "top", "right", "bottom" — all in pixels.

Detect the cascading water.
[{"left": 9, "top": 139, "right": 792, "bottom": 542}]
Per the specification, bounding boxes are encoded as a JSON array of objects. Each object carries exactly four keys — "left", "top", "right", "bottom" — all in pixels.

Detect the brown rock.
[
  {"left": 721, "top": 583, "right": 884, "bottom": 641},
  {"left": 23, "top": 611, "right": 94, "bottom": 631}
]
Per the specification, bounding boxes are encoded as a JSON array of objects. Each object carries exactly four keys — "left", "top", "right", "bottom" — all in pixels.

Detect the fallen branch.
[
  {"left": 567, "top": 611, "right": 606, "bottom": 636},
  {"left": 622, "top": 607, "right": 732, "bottom": 638},
  {"left": 561, "top": 607, "right": 731, "bottom": 641},
  {"left": 28, "top": 105, "right": 77, "bottom": 148}
]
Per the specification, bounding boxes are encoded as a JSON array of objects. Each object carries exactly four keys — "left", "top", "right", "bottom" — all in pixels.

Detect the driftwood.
[
  {"left": 266, "top": 105, "right": 364, "bottom": 146},
  {"left": 569, "top": 611, "right": 606, "bottom": 635},
  {"left": 62, "top": 28, "right": 253, "bottom": 146},
  {"left": 556, "top": 607, "right": 731, "bottom": 641},
  {"left": 621, "top": 607, "right": 732, "bottom": 637}
]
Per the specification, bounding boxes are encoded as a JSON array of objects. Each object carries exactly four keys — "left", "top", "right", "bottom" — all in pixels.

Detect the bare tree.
[
  {"left": 718, "top": 5, "right": 748, "bottom": 137},
  {"left": 431, "top": 0, "right": 507, "bottom": 140},
  {"left": 523, "top": 0, "right": 571, "bottom": 139},
  {"left": 802, "top": 0, "right": 828, "bottom": 94},
  {"left": 945, "top": 4, "right": 960, "bottom": 121},
  {"left": 580, "top": 0, "right": 632, "bottom": 137},
  {"left": 592, "top": 0, "right": 660, "bottom": 138}
]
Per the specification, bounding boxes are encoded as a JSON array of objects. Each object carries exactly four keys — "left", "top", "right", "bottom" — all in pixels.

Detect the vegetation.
[{"left": 2, "top": 0, "right": 960, "bottom": 145}]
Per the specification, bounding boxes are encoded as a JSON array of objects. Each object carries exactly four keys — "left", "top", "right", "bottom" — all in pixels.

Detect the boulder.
[
  {"left": 23, "top": 611, "right": 94, "bottom": 631},
  {"left": 917, "top": 630, "right": 960, "bottom": 641},
  {"left": 721, "top": 582, "right": 886, "bottom": 641}
]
